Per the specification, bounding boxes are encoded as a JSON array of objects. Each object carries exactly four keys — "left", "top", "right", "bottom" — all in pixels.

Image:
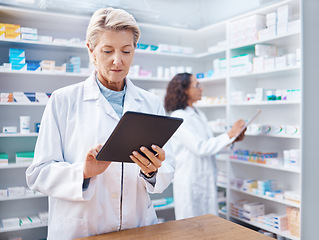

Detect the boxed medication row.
[
  {"left": 0, "top": 92, "right": 51, "bottom": 103},
  {"left": 0, "top": 186, "right": 40, "bottom": 199},
  {"left": 0, "top": 212, "right": 47, "bottom": 229}
]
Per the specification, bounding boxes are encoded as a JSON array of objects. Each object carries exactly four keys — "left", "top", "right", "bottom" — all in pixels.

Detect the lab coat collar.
[
  {"left": 83, "top": 71, "right": 100, "bottom": 101},
  {"left": 83, "top": 71, "right": 144, "bottom": 119},
  {"left": 123, "top": 76, "right": 144, "bottom": 113}
]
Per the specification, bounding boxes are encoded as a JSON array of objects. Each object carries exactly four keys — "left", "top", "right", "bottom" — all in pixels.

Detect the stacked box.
[
  {"left": 66, "top": 56, "right": 81, "bottom": 73},
  {"left": 277, "top": 5, "right": 291, "bottom": 35},
  {"left": 258, "top": 213, "right": 288, "bottom": 231},
  {"left": 20, "top": 27, "right": 38, "bottom": 41},
  {"left": 9, "top": 48, "right": 26, "bottom": 71},
  {"left": 286, "top": 207, "right": 300, "bottom": 237},
  {"left": 0, "top": 152, "right": 8, "bottom": 165},
  {"left": 15, "top": 151, "right": 34, "bottom": 163},
  {"left": 0, "top": 92, "right": 13, "bottom": 102},
  {"left": 230, "top": 14, "right": 266, "bottom": 47},
  {"left": 242, "top": 179, "right": 257, "bottom": 192},
  {"left": 257, "top": 179, "right": 276, "bottom": 195},
  {"left": 3, "top": 23, "right": 20, "bottom": 40},
  {"left": 243, "top": 202, "right": 265, "bottom": 220},
  {"left": 230, "top": 200, "right": 247, "bottom": 218},
  {"left": 230, "top": 54, "right": 253, "bottom": 75},
  {"left": 40, "top": 60, "right": 55, "bottom": 71}
]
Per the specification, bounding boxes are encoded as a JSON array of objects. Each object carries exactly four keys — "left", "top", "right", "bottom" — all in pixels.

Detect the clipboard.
[
  {"left": 96, "top": 111, "right": 183, "bottom": 163},
  {"left": 230, "top": 109, "right": 262, "bottom": 143}
]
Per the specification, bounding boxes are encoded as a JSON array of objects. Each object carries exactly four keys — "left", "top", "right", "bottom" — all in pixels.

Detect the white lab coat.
[
  {"left": 26, "top": 71, "right": 175, "bottom": 240},
  {"left": 170, "top": 107, "right": 232, "bottom": 220}
]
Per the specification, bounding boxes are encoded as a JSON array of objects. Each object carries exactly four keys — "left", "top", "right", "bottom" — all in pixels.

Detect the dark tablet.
[{"left": 96, "top": 111, "right": 183, "bottom": 163}]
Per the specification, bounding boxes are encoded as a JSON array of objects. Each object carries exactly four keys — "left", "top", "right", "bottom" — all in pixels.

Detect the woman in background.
[{"left": 165, "top": 72, "right": 245, "bottom": 220}]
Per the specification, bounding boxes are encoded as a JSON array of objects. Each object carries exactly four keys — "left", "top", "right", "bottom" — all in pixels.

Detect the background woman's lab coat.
[
  {"left": 170, "top": 106, "right": 232, "bottom": 220},
  {"left": 26, "top": 71, "right": 175, "bottom": 240}
]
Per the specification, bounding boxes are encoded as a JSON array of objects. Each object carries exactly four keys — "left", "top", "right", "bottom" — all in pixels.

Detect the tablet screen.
[{"left": 96, "top": 111, "right": 183, "bottom": 163}]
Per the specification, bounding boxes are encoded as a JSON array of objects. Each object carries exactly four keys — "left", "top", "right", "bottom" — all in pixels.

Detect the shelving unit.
[{"left": 0, "top": 0, "right": 306, "bottom": 239}]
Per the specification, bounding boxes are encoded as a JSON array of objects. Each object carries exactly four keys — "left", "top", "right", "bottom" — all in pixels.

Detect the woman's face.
[
  {"left": 185, "top": 75, "right": 203, "bottom": 106},
  {"left": 89, "top": 29, "right": 135, "bottom": 91}
]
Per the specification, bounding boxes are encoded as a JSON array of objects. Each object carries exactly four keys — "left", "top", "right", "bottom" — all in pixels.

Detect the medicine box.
[
  {"left": 13, "top": 92, "right": 30, "bottom": 102},
  {"left": 19, "top": 217, "right": 32, "bottom": 226},
  {"left": 21, "top": 33, "right": 38, "bottom": 41},
  {"left": 2, "top": 126, "right": 17, "bottom": 134},
  {"left": 1, "top": 217, "right": 20, "bottom": 229},
  {"left": 9, "top": 56, "right": 25, "bottom": 64},
  {"left": 5, "top": 32, "right": 20, "bottom": 40},
  {"left": 8, "top": 187, "right": 25, "bottom": 197},
  {"left": 9, "top": 48, "right": 25, "bottom": 58},
  {"left": 0, "top": 152, "right": 8, "bottom": 165},
  {"left": 4, "top": 23, "right": 20, "bottom": 33},
  {"left": 0, "top": 23, "right": 4, "bottom": 31},
  {"left": 16, "top": 151, "right": 34, "bottom": 163},
  {"left": 20, "top": 27, "right": 38, "bottom": 35},
  {"left": 0, "top": 189, "right": 8, "bottom": 198}
]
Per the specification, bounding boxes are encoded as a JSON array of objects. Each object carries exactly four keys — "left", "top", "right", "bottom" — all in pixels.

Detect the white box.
[
  {"left": 2, "top": 126, "right": 18, "bottom": 134},
  {"left": 266, "top": 12, "right": 277, "bottom": 27},
  {"left": 264, "top": 58, "right": 275, "bottom": 71},
  {"left": 13, "top": 92, "right": 31, "bottom": 102},
  {"left": 20, "top": 27, "right": 38, "bottom": 34},
  {"left": 19, "top": 217, "right": 32, "bottom": 226},
  {"left": 1, "top": 217, "right": 20, "bottom": 229},
  {"left": 288, "top": 19, "right": 301, "bottom": 33},
  {"left": 8, "top": 187, "right": 25, "bottom": 197},
  {"left": 0, "top": 189, "right": 8, "bottom": 198},
  {"left": 277, "top": 22, "right": 288, "bottom": 35},
  {"left": 275, "top": 55, "right": 287, "bottom": 69}
]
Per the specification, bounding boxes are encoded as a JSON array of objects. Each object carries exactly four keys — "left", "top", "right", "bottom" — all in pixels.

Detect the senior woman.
[
  {"left": 26, "top": 8, "right": 175, "bottom": 240},
  {"left": 164, "top": 73, "right": 245, "bottom": 220}
]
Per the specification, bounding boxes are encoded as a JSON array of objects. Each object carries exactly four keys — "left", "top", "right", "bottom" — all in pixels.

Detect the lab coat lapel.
[
  {"left": 123, "top": 77, "right": 142, "bottom": 113},
  {"left": 83, "top": 71, "right": 119, "bottom": 121}
]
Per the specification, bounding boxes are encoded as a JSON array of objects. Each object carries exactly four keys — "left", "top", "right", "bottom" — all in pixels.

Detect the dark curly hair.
[{"left": 164, "top": 73, "right": 192, "bottom": 112}]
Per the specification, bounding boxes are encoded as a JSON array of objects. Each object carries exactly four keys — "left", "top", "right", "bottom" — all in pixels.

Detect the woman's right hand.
[
  {"left": 227, "top": 119, "right": 246, "bottom": 141},
  {"left": 83, "top": 144, "right": 111, "bottom": 179}
]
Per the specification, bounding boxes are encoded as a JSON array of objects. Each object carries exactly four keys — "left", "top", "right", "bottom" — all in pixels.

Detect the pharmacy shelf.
[
  {"left": 230, "top": 187, "right": 300, "bottom": 208},
  {"left": 195, "top": 49, "right": 226, "bottom": 58},
  {"left": 0, "top": 133, "right": 38, "bottom": 137},
  {"left": 229, "top": 159, "right": 301, "bottom": 173},
  {"left": 244, "top": 133, "right": 300, "bottom": 139},
  {"left": 199, "top": 76, "right": 226, "bottom": 83},
  {"left": 0, "top": 102, "right": 46, "bottom": 106},
  {"left": 0, "top": 222, "right": 48, "bottom": 233},
  {"left": 0, "top": 194, "right": 47, "bottom": 202},
  {"left": 230, "top": 215, "right": 299, "bottom": 240},
  {"left": 0, "top": 69, "right": 90, "bottom": 78},
  {"left": 195, "top": 103, "right": 227, "bottom": 108},
  {"left": 230, "top": 100, "right": 300, "bottom": 106},
  {"left": 230, "top": 66, "right": 300, "bottom": 79},
  {"left": 0, "top": 38, "right": 86, "bottom": 50},
  {"left": 230, "top": 31, "right": 300, "bottom": 50},
  {"left": 0, "top": 162, "right": 31, "bottom": 169},
  {"left": 0, "top": 39, "right": 222, "bottom": 60}
]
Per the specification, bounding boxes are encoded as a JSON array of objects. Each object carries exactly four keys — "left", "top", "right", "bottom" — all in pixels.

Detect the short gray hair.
[{"left": 86, "top": 7, "right": 140, "bottom": 50}]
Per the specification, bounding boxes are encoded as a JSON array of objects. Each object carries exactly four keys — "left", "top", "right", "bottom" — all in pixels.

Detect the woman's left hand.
[{"left": 130, "top": 145, "right": 165, "bottom": 175}]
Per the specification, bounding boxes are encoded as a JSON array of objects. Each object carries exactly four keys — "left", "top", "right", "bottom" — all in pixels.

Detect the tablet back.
[{"left": 96, "top": 111, "right": 183, "bottom": 163}]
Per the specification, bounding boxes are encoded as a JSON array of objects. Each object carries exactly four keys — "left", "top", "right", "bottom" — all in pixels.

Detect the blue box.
[
  {"left": 9, "top": 48, "right": 25, "bottom": 58},
  {"left": 196, "top": 73, "right": 204, "bottom": 79}
]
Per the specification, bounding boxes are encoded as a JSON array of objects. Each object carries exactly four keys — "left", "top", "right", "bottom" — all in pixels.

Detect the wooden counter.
[{"left": 75, "top": 214, "right": 273, "bottom": 240}]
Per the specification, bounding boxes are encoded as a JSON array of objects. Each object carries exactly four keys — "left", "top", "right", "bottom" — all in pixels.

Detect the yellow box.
[
  {"left": 0, "top": 23, "right": 5, "bottom": 31},
  {"left": 0, "top": 31, "right": 5, "bottom": 39},
  {"left": 5, "top": 32, "right": 20, "bottom": 40},
  {"left": 5, "top": 23, "right": 20, "bottom": 33}
]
